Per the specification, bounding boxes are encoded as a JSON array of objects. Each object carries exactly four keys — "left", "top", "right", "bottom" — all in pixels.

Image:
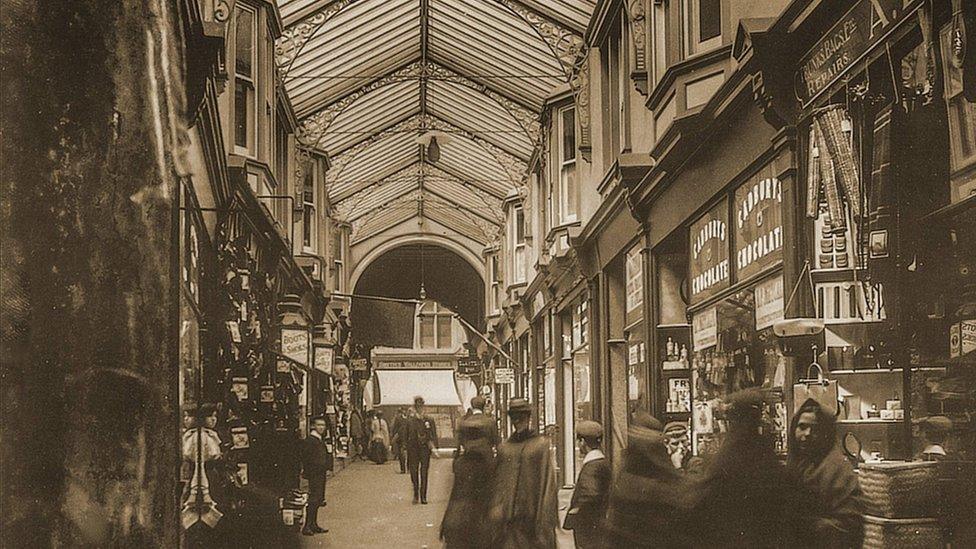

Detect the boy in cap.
[
  {"left": 487, "top": 398, "right": 558, "bottom": 548},
  {"left": 563, "top": 420, "right": 611, "bottom": 548}
]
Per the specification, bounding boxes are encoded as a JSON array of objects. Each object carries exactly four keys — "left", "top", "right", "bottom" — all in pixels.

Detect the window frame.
[
  {"left": 232, "top": 3, "right": 258, "bottom": 156},
  {"left": 558, "top": 106, "right": 579, "bottom": 224},
  {"left": 511, "top": 205, "right": 526, "bottom": 284},
  {"left": 683, "top": 0, "right": 722, "bottom": 58},
  {"left": 417, "top": 302, "right": 455, "bottom": 349},
  {"left": 626, "top": 246, "right": 644, "bottom": 312},
  {"left": 939, "top": 20, "right": 976, "bottom": 202}
]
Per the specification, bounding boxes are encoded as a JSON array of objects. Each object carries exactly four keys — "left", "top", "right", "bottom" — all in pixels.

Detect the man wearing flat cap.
[
  {"left": 488, "top": 398, "right": 557, "bottom": 548},
  {"left": 563, "top": 420, "right": 611, "bottom": 548}
]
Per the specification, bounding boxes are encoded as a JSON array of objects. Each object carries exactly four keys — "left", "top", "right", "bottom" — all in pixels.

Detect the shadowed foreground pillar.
[{"left": 1, "top": 0, "right": 187, "bottom": 545}]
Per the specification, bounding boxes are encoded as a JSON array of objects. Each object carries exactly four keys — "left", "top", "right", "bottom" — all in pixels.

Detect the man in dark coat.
[
  {"left": 563, "top": 420, "right": 611, "bottom": 549},
  {"left": 441, "top": 396, "right": 498, "bottom": 548},
  {"left": 487, "top": 398, "right": 557, "bottom": 549},
  {"left": 391, "top": 407, "right": 409, "bottom": 473},
  {"left": 604, "top": 412, "right": 695, "bottom": 548},
  {"left": 404, "top": 396, "right": 438, "bottom": 504},
  {"left": 787, "top": 398, "right": 864, "bottom": 548},
  {"left": 301, "top": 415, "right": 332, "bottom": 536}
]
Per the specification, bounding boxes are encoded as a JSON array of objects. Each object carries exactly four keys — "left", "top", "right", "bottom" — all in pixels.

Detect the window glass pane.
[
  {"left": 235, "top": 8, "right": 253, "bottom": 78},
  {"left": 437, "top": 316, "right": 452, "bottom": 349},
  {"left": 699, "top": 0, "right": 721, "bottom": 42},
  {"left": 234, "top": 81, "right": 248, "bottom": 148},
  {"left": 515, "top": 208, "right": 525, "bottom": 242},
  {"left": 562, "top": 109, "right": 575, "bottom": 163},
  {"left": 420, "top": 316, "right": 435, "bottom": 348},
  {"left": 561, "top": 164, "right": 578, "bottom": 220}
]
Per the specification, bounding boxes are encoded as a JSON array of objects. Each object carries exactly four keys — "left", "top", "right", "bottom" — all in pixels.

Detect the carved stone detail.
[
  {"left": 274, "top": 0, "right": 358, "bottom": 78},
  {"left": 626, "top": 0, "right": 647, "bottom": 74},
  {"left": 570, "top": 53, "right": 592, "bottom": 160}
]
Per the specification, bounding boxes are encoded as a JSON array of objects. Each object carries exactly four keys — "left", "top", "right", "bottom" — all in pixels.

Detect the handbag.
[{"left": 793, "top": 362, "right": 840, "bottom": 416}]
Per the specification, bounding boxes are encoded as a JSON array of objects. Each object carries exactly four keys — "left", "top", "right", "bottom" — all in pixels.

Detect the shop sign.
[
  {"left": 958, "top": 320, "right": 976, "bottom": 357},
  {"left": 314, "top": 346, "right": 334, "bottom": 374},
  {"left": 690, "top": 202, "right": 730, "bottom": 303},
  {"left": 628, "top": 343, "right": 641, "bottom": 366},
  {"left": 281, "top": 328, "right": 309, "bottom": 366},
  {"left": 755, "top": 276, "right": 785, "bottom": 330},
  {"left": 350, "top": 358, "right": 368, "bottom": 371},
  {"left": 494, "top": 367, "right": 515, "bottom": 384},
  {"left": 735, "top": 176, "right": 783, "bottom": 281},
  {"left": 692, "top": 307, "right": 718, "bottom": 351},
  {"left": 796, "top": 0, "right": 923, "bottom": 105},
  {"left": 458, "top": 357, "right": 481, "bottom": 375}
]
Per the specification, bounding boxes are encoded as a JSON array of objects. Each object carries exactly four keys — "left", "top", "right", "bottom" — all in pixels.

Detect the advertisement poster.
[
  {"left": 735, "top": 175, "right": 783, "bottom": 281},
  {"left": 281, "top": 328, "right": 309, "bottom": 366},
  {"left": 754, "top": 275, "right": 785, "bottom": 330},
  {"left": 314, "top": 346, "right": 334, "bottom": 374},
  {"left": 690, "top": 201, "right": 730, "bottom": 304},
  {"left": 692, "top": 307, "right": 718, "bottom": 351}
]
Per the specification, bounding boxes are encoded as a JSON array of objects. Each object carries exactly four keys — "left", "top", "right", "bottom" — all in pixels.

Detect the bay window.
[
  {"left": 559, "top": 107, "right": 578, "bottom": 223},
  {"left": 233, "top": 5, "right": 256, "bottom": 154}
]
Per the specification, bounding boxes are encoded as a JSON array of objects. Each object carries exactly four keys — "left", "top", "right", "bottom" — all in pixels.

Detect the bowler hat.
[
  {"left": 576, "top": 420, "right": 603, "bottom": 439},
  {"left": 507, "top": 398, "right": 531, "bottom": 415},
  {"left": 470, "top": 396, "right": 486, "bottom": 410}
]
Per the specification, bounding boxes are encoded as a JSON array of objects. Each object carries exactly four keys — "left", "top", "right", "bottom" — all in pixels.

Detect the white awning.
[{"left": 374, "top": 369, "right": 461, "bottom": 407}]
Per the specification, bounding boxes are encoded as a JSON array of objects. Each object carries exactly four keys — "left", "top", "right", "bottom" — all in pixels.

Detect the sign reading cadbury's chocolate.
[
  {"left": 735, "top": 176, "right": 783, "bottom": 281},
  {"left": 796, "top": 0, "right": 922, "bottom": 105},
  {"left": 690, "top": 201, "right": 730, "bottom": 304}
]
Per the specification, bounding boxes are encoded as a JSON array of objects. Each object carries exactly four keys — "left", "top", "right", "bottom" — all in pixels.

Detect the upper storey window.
[
  {"left": 683, "top": 0, "right": 722, "bottom": 57},
  {"left": 418, "top": 302, "right": 454, "bottom": 350},
  {"left": 559, "top": 107, "right": 578, "bottom": 224},
  {"left": 510, "top": 205, "right": 526, "bottom": 284},
  {"left": 233, "top": 4, "right": 257, "bottom": 155}
]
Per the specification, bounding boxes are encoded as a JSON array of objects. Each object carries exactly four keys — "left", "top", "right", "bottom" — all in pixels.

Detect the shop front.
[{"left": 789, "top": 0, "right": 976, "bottom": 464}]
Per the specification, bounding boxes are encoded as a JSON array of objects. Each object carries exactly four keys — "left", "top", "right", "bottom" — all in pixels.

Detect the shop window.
[
  {"left": 511, "top": 205, "right": 526, "bottom": 284},
  {"left": 572, "top": 299, "right": 589, "bottom": 348},
  {"left": 543, "top": 309, "right": 552, "bottom": 359},
  {"left": 233, "top": 5, "right": 257, "bottom": 154},
  {"left": 559, "top": 107, "right": 578, "bottom": 223},
  {"left": 940, "top": 21, "right": 976, "bottom": 203},
  {"left": 626, "top": 246, "right": 643, "bottom": 312},
  {"left": 683, "top": 0, "right": 722, "bottom": 57}
]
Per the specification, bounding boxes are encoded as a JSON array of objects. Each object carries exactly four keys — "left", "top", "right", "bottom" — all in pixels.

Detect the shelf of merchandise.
[{"left": 827, "top": 367, "right": 947, "bottom": 375}]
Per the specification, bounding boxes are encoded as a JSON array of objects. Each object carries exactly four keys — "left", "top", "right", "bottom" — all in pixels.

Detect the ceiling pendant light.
[
  {"left": 415, "top": 130, "right": 451, "bottom": 164},
  {"left": 427, "top": 136, "right": 440, "bottom": 163}
]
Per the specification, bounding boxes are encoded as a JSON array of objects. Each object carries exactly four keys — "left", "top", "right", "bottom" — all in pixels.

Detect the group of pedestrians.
[{"left": 440, "top": 389, "right": 864, "bottom": 549}]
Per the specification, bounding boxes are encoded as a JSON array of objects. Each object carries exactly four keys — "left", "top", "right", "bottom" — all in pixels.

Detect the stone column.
[{"left": 1, "top": 0, "right": 187, "bottom": 544}]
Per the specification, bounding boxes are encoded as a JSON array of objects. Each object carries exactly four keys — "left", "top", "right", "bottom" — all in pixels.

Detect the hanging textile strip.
[
  {"left": 818, "top": 107, "right": 862, "bottom": 217},
  {"left": 814, "top": 119, "right": 847, "bottom": 233},
  {"left": 806, "top": 125, "right": 822, "bottom": 218}
]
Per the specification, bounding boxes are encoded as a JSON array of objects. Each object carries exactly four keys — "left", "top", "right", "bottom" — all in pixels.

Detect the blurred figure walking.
[
  {"left": 391, "top": 407, "right": 410, "bottom": 473},
  {"left": 441, "top": 396, "right": 498, "bottom": 549},
  {"left": 369, "top": 410, "right": 390, "bottom": 464},
  {"left": 603, "top": 412, "right": 694, "bottom": 548},
  {"left": 487, "top": 398, "right": 557, "bottom": 549},
  {"left": 562, "top": 420, "right": 611, "bottom": 549}
]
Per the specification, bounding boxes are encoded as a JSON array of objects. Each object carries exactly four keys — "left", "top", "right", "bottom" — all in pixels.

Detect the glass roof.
[{"left": 276, "top": 0, "right": 595, "bottom": 244}]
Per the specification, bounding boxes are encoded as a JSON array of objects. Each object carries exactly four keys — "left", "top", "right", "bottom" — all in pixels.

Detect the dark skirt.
[{"left": 369, "top": 440, "right": 387, "bottom": 464}]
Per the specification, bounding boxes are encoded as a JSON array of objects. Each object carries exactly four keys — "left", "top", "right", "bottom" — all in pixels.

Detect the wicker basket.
[
  {"left": 859, "top": 461, "right": 939, "bottom": 518},
  {"left": 862, "top": 515, "right": 942, "bottom": 549}
]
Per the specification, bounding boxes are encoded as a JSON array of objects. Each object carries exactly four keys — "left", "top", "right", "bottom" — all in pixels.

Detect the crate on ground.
[
  {"left": 862, "top": 515, "right": 943, "bottom": 549},
  {"left": 858, "top": 461, "right": 939, "bottom": 518}
]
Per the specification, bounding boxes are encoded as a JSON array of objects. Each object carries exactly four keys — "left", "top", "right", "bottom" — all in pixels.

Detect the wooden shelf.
[{"left": 838, "top": 419, "right": 901, "bottom": 424}]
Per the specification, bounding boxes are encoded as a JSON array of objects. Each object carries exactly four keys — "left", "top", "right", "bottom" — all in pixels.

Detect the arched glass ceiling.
[{"left": 277, "top": 0, "right": 594, "bottom": 244}]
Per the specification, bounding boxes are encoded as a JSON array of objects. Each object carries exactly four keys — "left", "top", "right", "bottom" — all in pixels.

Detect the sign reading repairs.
[{"left": 797, "top": 0, "right": 922, "bottom": 104}]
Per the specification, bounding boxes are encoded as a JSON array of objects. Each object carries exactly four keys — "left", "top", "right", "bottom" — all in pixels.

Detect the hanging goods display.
[
  {"left": 806, "top": 105, "right": 862, "bottom": 233},
  {"left": 793, "top": 361, "right": 840, "bottom": 416}
]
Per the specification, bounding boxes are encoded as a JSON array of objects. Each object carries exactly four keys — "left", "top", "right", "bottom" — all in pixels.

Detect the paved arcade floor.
[{"left": 301, "top": 456, "right": 575, "bottom": 548}]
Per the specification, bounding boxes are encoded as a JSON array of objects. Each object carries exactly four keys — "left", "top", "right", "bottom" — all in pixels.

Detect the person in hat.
[
  {"left": 694, "top": 389, "right": 808, "bottom": 548},
  {"left": 603, "top": 411, "right": 695, "bottom": 548},
  {"left": 302, "top": 415, "right": 332, "bottom": 536},
  {"left": 487, "top": 397, "right": 557, "bottom": 548},
  {"left": 787, "top": 398, "right": 863, "bottom": 548},
  {"left": 563, "top": 420, "right": 611, "bottom": 549},
  {"left": 916, "top": 415, "right": 952, "bottom": 461},
  {"left": 404, "top": 396, "right": 438, "bottom": 504},
  {"left": 441, "top": 396, "right": 498, "bottom": 549},
  {"left": 390, "top": 406, "right": 410, "bottom": 473},
  {"left": 663, "top": 421, "right": 690, "bottom": 470}
]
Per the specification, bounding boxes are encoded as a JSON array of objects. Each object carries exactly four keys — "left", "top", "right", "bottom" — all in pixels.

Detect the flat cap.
[
  {"left": 576, "top": 420, "right": 603, "bottom": 438},
  {"left": 663, "top": 421, "right": 687, "bottom": 435},
  {"left": 920, "top": 415, "right": 952, "bottom": 433},
  {"left": 470, "top": 396, "right": 487, "bottom": 409},
  {"left": 507, "top": 397, "right": 532, "bottom": 414}
]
